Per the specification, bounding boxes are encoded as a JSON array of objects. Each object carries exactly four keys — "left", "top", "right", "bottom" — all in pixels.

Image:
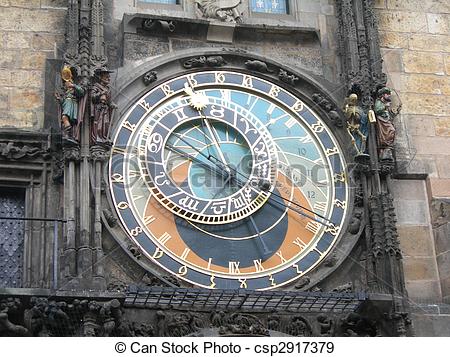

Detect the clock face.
[{"left": 109, "top": 70, "right": 349, "bottom": 290}]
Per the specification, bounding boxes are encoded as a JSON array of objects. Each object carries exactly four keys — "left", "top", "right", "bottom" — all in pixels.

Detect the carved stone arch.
[{"left": 104, "top": 48, "right": 365, "bottom": 290}]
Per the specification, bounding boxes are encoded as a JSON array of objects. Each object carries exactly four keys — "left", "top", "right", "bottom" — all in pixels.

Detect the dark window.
[
  {"left": 0, "top": 188, "right": 25, "bottom": 288},
  {"left": 251, "top": 0, "right": 289, "bottom": 14}
]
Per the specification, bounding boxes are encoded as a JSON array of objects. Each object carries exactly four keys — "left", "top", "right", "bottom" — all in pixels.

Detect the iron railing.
[{"left": 125, "top": 286, "right": 367, "bottom": 313}]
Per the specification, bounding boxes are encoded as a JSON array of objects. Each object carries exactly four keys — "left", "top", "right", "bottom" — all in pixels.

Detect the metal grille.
[
  {"left": 0, "top": 190, "right": 25, "bottom": 288},
  {"left": 125, "top": 286, "right": 366, "bottom": 313}
]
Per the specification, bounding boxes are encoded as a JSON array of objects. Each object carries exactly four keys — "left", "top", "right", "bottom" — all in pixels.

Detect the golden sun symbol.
[{"left": 184, "top": 83, "right": 208, "bottom": 111}]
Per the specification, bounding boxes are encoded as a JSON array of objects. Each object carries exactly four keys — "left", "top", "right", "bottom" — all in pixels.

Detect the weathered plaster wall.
[{"left": 0, "top": 0, "right": 66, "bottom": 129}]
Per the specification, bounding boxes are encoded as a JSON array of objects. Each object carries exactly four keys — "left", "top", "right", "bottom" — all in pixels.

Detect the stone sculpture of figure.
[
  {"left": 343, "top": 93, "right": 368, "bottom": 158},
  {"left": 195, "top": 0, "right": 242, "bottom": 23},
  {"left": 55, "top": 66, "right": 85, "bottom": 141},
  {"left": 374, "top": 87, "right": 396, "bottom": 161},
  {"left": 91, "top": 69, "right": 116, "bottom": 144}
]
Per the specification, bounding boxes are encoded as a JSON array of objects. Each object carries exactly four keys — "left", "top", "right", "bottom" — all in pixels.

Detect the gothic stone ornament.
[
  {"left": 109, "top": 70, "right": 350, "bottom": 290},
  {"left": 374, "top": 87, "right": 396, "bottom": 161},
  {"left": 143, "top": 71, "right": 158, "bottom": 86},
  {"left": 244, "top": 60, "right": 273, "bottom": 73},
  {"left": 183, "top": 55, "right": 227, "bottom": 69},
  {"left": 312, "top": 93, "right": 343, "bottom": 127},
  {"left": 278, "top": 69, "right": 299, "bottom": 86},
  {"left": 0, "top": 142, "right": 42, "bottom": 160},
  {"left": 195, "top": 0, "right": 242, "bottom": 23}
]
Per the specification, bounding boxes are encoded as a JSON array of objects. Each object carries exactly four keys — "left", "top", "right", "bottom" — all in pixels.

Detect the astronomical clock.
[{"left": 108, "top": 53, "right": 353, "bottom": 291}]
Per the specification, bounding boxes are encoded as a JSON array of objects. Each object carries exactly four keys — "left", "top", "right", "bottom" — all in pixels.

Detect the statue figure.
[
  {"left": 55, "top": 66, "right": 86, "bottom": 142},
  {"left": 91, "top": 69, "right": 116, "bottom": 145},
  {"left": 343, "top": 93, "right": 368, "bottom": 159},
  {"left": 195, "top": 0, "right": 242, "bottom": 23},
  {"left": 374, "top": 87, "right": 396, "bottom": 161}
]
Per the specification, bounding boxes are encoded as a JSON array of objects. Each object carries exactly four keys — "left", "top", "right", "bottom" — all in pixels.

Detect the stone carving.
[
  {"left": 183, "top": 55, "right": 227, "bottom": 69},
  {"left": 0, "top": 298, "right": 29, "bottom": 336},
  {"left": 343, "top": 93, "right": 369, "bottom": 158},
  {"left": 340, "top": 312, "right": 376, "bottom": 337},
  {"left": 218, "top": 313, "right": 269, "bottom": 336},
  {"left": 142, "top": 19, "right": 176, "bottom": 33},
  {"left": 141, "top": 273, "right": 181, "bottom": 287},
  {"left": 348, "top": 211, "right": 362, "bottom": 234},
  {"left": 91, "top": 70, "right": 116, "bottom": 145},
  {"left": 294, "top": 276, "right": 310, "bottom": 289},
  {"left": 267, "top": 315, "right": 280, "bottom": 331},
  {"left": 63, "top": 141, "right": 81, "bottom": 162},
  {"left": 312, "top": 93, "right": 343, "bottom": 127},
  {"left": 195, "top": 0, "right": 242, "bottom": 23},
  {"left": 55, "top": 66, "right": 86, "bottom": 142},
  {"left": 127, "top": 245, "right": 142, "bottom": 260},
  {"left": 143, "top": 70, "right": 157, "bottom": 86},
  {"left": 316, "top": 314, "right": 334, "bottom": 336},
  {"left": 90, "top": 144, "right": 111, "bottom": 162},
  {"left": 156, "top": 310, "right": 203, "bottom": 337},
  {"left": 278, "top": 69, "right": 299, "bottom": 85},
  {"left": 0, "top": 142, "right": 43, "bottom": 160},
  {"left": 244, "top": 60, "right": 273, "bottom": 73},
  {"left": 287, "top": 315, "right": 312, "bottom": 336},
  {"left": 90, "top": 0, "right": 108, "bottom": 74},
  {"left": 324, "top": 253, "right": 338, "bottom": 267},
  {"left": 103, "top": 209, "right": 117, "bottom": 227},
  {"left": 332, "top": 282, "right": 353, "bottom": 293},
  {"left": 107, "top": 280, "right": 128, "bottom": 293},
  {"left": 374, "top": 87, "right": 397, "bottom": 161}
]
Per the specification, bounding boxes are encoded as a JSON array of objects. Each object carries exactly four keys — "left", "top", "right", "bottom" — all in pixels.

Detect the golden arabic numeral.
[
  {"left": 178, "top": 265, "right": 188, "bottom": 276},
  {"left": 334, "top": 199, "right": 347, "bottom": 209},
  {"left": 117, "top": 202, "right": 129, "bottom": 210},
  {"left": 269, "top": 274, "right": 276, "bottom": 287},
  {"left": 269, "top": 85, "right": 280, "bottom": 97},
  {"left": 242, "top": 75, "right": 253, "bottom": 88},
  {"left": 239, "top": 279, "right": 248, "bottom": 288},
  {"left": 293, "top": 100, "right": 304, "bottom": 112},
  {"left": 111, "top": 173, "right": 124, "bottom": 183},
  {"left": 162, "top": 84, "right": 174, "bottom": 96},
  {"left": 325, "top": 224, "right": 340, "bottom": 236},
  {"left": 210, "top": 275, "right": 216, "bottom": 288},
  {"left": 334, "top": 172, "right": 346, "bottom": 183},
  {"left": 215, "top": 72, "right": 225, "bottom": 84},
  {"left": 122, "top": 120, "right": 136, "bottom": 132},
  {"left": 130, "top": 227, "right": 143, "bottom": 237},
  {"left": 152, "top": 247, "right": 163, "bottom": 259},
  {"left": 186, "top": 74, "right": 198, "bottom": 87}
]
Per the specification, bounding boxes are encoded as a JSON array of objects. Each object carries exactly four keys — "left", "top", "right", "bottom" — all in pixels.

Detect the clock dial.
[{"left": 109, "top": 70, "right": 349, "bottom": 290}]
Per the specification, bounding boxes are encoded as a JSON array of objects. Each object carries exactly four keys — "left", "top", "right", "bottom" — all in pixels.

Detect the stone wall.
[
  {"left": 0, "top": 0, "right": 66, "bottom": 129},
  {"left": 376, "top": 0, "right": 450, "bottom": 197},
  {"left": 375, "top": 0, "right": 450, "bottom": 333}
]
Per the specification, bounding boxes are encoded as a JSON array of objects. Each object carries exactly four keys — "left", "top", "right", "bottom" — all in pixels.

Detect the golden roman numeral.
[
  {"left": 293, "top": 237, "right": 307, "bottom": 250},
  {"left": 276, "top": 251, "right": 287, "bottom": 263},
  {"left": 306, "top": 221, "right": 321, "bottom": 235},
  {"left": 158, "top": 232, "right": 171, "bottom": 245},
  {"left": 253, "top": 259, "right": 264, "bottom": 272},
  {"left": 228, "top": 261, "right": 241, "bottom": 274},
  {"left": 180, "top": 248, "right": 190, "bottom": 260},
  {"left": 143, "top": 215, "right": 155, "bottom": 225}
]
